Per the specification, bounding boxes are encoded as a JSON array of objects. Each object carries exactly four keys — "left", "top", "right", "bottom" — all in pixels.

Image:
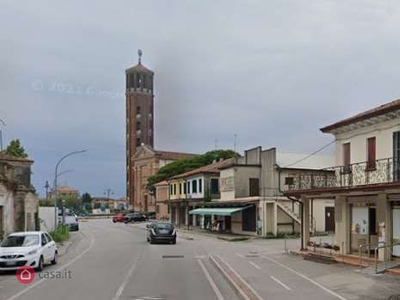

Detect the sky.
[{"left": 1, "top": 0, "right": 400, "bottom": 199}]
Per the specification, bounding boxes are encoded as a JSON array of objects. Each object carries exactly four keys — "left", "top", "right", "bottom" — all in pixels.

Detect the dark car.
[
  {"left": 147, "top": 222, "right": 176, "bottom": 244},
  {"left": 124, "top": 213, "right": 147, "bottom": 223}
]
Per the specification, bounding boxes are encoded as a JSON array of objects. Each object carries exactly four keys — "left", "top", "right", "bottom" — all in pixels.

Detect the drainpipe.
[{"left": 277, "top": 166, "right": 305, "bottom": 250}]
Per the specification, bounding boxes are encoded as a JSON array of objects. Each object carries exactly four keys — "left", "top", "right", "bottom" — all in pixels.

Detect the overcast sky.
[{"left": 1, "top": 0, "right": 400, "bottom": 198}]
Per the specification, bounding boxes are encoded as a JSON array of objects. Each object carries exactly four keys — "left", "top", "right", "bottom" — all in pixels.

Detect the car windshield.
[{"left": 1, "top": 235, "right": 39, "bottom": 247}]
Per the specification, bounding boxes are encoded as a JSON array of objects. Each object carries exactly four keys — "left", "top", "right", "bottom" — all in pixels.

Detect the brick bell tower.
[{"left": 126, "top": 49, "right": 154, "bottom": 207}]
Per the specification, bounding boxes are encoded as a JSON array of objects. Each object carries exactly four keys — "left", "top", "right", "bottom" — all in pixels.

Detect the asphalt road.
[{"left": 1, "top": 219, "right": 400, "bottom": 300}]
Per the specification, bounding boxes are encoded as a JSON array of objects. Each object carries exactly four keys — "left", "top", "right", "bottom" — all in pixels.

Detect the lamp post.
[
  {"left": 104, "top": 188, "right": 114, "bottom": 216},
  {"left": 0, "top": 118, "right": 6, "bottom": 151},
  {"left": 54, "top": 150, "right": 87, "bottom": 229}
]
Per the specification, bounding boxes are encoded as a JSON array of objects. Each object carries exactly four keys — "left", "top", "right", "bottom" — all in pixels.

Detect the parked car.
[
  {"left": 64, "top": 215, "right": 79, "bottom": 231},
  {"left": 124, "top": 213, "right": 148, "bottom": 223},
  {"left": 0, "top": 231, "right": 57, "bottom": 271},
  {"left": 146, "top": 222, "right": 176, "bottom": 244},
  {"left": 112, "top": 213, "right": 127, "bottom": 223}
]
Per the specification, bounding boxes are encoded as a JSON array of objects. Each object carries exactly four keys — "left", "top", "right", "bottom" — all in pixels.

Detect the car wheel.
[
  {"left": 113, "top": 220, "right": 116, "bottom": 223},
  {"left": 150, "top": 238, "right": 154, "bottom": 244},
  {"left": 35, "top": 256, "right": 44, "bottom": 272},
  {"left": 51, "top": 251, "right": 58, "bottom": 265},
  {"left": 172, "top": 239, "right": 176, "bottom": 245}
]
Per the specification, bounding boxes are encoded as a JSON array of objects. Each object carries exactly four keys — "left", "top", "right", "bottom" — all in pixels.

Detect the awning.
[{"left": 189, "top": 206, "right": 251, "bottom": 216}]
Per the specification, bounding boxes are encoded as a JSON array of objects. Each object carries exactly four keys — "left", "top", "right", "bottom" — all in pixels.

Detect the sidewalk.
[{"left": 177, "top": 226, "right": 259, "bottom": 242}]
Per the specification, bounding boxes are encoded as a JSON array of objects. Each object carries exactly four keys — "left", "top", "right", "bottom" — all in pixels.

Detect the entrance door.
[
  {"left": 224, "top": 216, "right": 231, "bottom": 231},
  {"left": 325, "top": 207, "right": 335, "bottom": 232}
]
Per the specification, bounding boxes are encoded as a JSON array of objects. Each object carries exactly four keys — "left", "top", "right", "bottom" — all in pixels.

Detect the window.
[
  {"left": 179, "top": 183, "right": 182, "bottom": 195},
  {"left": 136, "top": 106, "right": 141, "bottom": 114},
  {"left": 367, "top": 137, "right": 376, "bottom": 170},
  {"left": 249, "top": 178, "right": 259, "bottom": 196},
  {"left": 136, "top": 121, "right": 141, "bottom": 130},
  {"left": 167, "top": 205, "right": 170, "bottom": 214},
  {"left": 210, "top": 179, "right": 219, "bottom": 194},
  {"left": 169, "top": 185, "right": 173, "bottom": 195},
  {"left": 183, "top": 182, "right": 186, "bottom": 194},
  {"left": 136, "top": 138, "right": 141, "bottom": 147},
  {"left": 187, "top": 181, "right": 190, "bottom": 194},
  {"left": 343, "top": 143, "right": 351, "bottom": 173},
  {"left": 192, "top": 180, "right": 197, "bottom": 193},
  {"left": 173, "top": 184, "right": 177, "bottom": 195},
  {"left": 199, "top": 179, "right": 202, "bottom": 193},
  {"left": 156, "top": 205, "right": 159, "bottom": 213}
]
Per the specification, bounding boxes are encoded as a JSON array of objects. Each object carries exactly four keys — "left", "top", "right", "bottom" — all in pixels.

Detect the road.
[{"left": 1, "top": 219, "right": 400, "bottom": 300}]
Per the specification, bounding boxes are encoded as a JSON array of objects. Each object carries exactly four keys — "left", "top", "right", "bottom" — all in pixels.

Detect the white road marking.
[
  {"left": 197, "top": 259, "right": 225, "bottom": 300},
  {"left": 261, "top": 255, "right": 347, "bottom": 300},
  {"left": 235, "top": 253, "right": 245, "bottom": 258},
  {"left": 112, "top": 254, "right": 142, "bottom": 300},
  {"left": 216, "top": 255, "right": 264, "bottom": 300},
  {"left": 249, "top": 261, "right": 262, "bottom": 270},
  {"left": 270, "top": 276, "right": 291, "bottom": 291},
  {"left": 7, "top": 235, "right": 96, "bottom": 300}
]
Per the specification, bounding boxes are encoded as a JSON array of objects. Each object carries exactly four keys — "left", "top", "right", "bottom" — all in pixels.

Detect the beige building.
[
  {"left": 285, "top": 98, "right": 400, "bottom": 272},
  {"left": 132, "top": 145, "right": 196, "bottom": 212},
  {"left": 154, "top": 181, "right": 169, "bottom": 220}
]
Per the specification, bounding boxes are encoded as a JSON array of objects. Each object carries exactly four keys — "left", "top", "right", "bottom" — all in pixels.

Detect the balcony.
[{"left": 283, "top": 157, "right": 400, "bottom": 192}]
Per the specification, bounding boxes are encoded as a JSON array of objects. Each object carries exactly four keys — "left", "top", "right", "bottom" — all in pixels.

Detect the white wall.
[
  {"left": 186, "top": 175, "right": 205, "bottom": 199},
  {"left": 39, "top": 207, "right": 57, "bottom": 232},
  {"left": 220, "top": 168, "right": 235, "bottom": 200}
]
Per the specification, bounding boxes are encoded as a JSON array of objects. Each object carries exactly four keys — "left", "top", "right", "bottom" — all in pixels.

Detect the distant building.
[
  {"left": 91, "top": 197, "right": 128, "bottom": 211},
  {"left": 132, "top": 144, "right": 196, "bottom": 212},
  {"left": 0, "top": 153, "right": 39, "bottom": 239},
  {"left": 48, "top": 186, "right": 79, "bottom": 199}
]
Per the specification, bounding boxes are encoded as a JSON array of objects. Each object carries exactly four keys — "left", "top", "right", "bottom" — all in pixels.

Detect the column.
[{"left": 302, "top": 197, "right": 310, "bottom": 250}]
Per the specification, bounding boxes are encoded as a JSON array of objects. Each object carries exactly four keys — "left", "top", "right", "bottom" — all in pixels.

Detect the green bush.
[{"left": 49, "top": 225, "right": 70, "bottom": 243}]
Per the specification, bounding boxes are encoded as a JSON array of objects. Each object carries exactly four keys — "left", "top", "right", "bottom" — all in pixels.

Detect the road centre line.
[
  {"left": 270, "top": 276, "right": 291, "bottom": 291},
  {"left": 261, "top": 255, "right": 347, "bottom": 300},
  {"left": 197, "top": 259, "right": 225, "bottom": 300},
  {"left": 112, "top": 253, "right": 142, "bottom": 300}
]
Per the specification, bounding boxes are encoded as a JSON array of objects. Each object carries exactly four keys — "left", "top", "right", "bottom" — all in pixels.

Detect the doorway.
[
  {"left": 351, "top": 205, "right": 377, "bottom": 254},
  {"left": 325, "top": 207, "right": 335, "bottom": 232}
]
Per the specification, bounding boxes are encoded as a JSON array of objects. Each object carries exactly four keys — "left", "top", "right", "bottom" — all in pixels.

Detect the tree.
[
  {"left": 147, "top": 149, "right": 238, "bottom": 189},
  {"left": 81, "top": 192, "right": 92, "bottom": 204},
  {"left": 4, "top": 139, "right": 28, "bottom": 158}
]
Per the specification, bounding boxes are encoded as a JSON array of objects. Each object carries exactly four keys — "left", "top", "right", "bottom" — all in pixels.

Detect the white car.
[{"left": 0, "top": 231, "right": 58, "bottom": 271}]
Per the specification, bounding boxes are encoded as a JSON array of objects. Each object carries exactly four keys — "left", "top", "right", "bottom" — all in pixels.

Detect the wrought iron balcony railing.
[{"left": 284, "top": 157, "right": 400, "bottom": 191}]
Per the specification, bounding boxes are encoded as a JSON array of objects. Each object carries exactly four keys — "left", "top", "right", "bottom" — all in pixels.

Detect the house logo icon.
[{"left": 16, "top": 266, "right": 35, "bottom": 285}]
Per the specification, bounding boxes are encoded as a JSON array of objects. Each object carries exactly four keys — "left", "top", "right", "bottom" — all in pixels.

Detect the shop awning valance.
[{"left": 189, "top": 206, "right": 251, "bottom": 216}]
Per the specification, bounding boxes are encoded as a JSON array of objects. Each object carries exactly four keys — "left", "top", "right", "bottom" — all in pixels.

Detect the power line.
[{"left": 281, "top": 140, "right": 335, "bottom": 168}]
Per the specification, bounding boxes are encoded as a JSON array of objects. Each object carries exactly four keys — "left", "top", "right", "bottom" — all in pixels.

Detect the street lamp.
[
  {"left": 104, "top": 188, "right": 114, "bottom": 216},
  {"left": 0, "top": 118, "right": 6, "bottom": 151},
  {"left": 54, "top": 150, "right": 87, "bottom": 229}
]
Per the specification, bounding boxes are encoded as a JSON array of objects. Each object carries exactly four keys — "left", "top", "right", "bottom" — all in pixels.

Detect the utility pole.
[
  {"left": 45, "top": 181, "right": 50, "bottom": 200},
  {"left": 104, "top": 188, "right": 114, "bottom": 215},
  {"left": 0, "top": 118, "right": 6, "bottom": 151}
]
